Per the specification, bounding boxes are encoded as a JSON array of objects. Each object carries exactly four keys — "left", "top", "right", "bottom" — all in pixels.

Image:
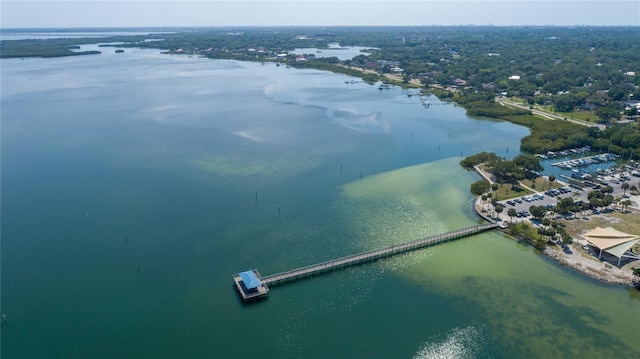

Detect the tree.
[
  {"left": 621, "top": 182, "right": 630, "bottom": 196},
  {"left": 555, "top": 94, "right": 579, "bottom": 112},
  {"left": 529, "top": 205, "right": 546, "bottom": 220},
  {"left": 556, "top": 197, "right": 577, "bottom": 217},
  {"left": 613, "top": 196, "right": 622, "bottom": 210},
  {"left": 595, "top": 104, "right": 621, "bottom": 122},
  {"left": 507, "top": 208, "right": 517, "bottom": 222},
  {"left": 471, "top": 179, "right": 491, "bottom": 195},
  {"left": 603, "top": 194, "right": 614, "bottom": 209},
  {"left": 489, "top": 159, "right": 525, "bottom": 184},
  {"left": 601, "top": 185, "right": 614, "bottom": 194},
  {"left": 560, "top": 229, "right": 573, "bottom": 246},
  {"left": 548, "top": 174, "right": 556, "bottom": 190},
  {"left": 512, "top": 154, "right": 544, "bottom": 177},
  {"left": 460, "top": 151, "right": 500, "bottom": 168},
  {"left": 581, "top": 202, "right": 591, "bottom": 217}
]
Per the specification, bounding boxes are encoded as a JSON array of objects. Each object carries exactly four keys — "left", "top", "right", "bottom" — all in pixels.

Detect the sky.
[{"left": 1, "top": 1, "right": 639, "bottom": 28}]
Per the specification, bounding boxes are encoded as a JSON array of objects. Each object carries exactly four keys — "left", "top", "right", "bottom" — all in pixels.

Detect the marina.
[
  {"left": 234, "top": 223, "right": 498, "bottom": 302},
  {"left": 536, "top": 145, "right": 592, "bottom": 160},
  {"left": 420, "top": 94, "right": 452, "bottom": 108},
  {"left": 550, "top": 152, "right": 619, "bottom": 169}
]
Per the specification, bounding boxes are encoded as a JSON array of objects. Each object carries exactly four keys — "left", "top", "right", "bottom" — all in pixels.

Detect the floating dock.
[{"left": 233, "top": 223, "right": 497, "bottom": 302}]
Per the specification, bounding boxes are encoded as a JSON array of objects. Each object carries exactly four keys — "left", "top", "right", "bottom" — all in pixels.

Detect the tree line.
[{"left": 3, "top": 26, "right": 638, "bottom": 157}]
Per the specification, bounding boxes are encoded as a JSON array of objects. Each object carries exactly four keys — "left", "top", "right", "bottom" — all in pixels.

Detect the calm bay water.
[{"left": 2, "top": 48, "right": 639, "bottom": 358}]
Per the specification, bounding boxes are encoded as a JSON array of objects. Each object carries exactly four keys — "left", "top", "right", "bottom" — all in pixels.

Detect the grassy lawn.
[
  {"left": 491, "top": 182, "right": 532, "bottom": 200},
  {"left": 560, "top": 210, "right": 640, "bottom": 252},
  {"left": 521, "top": 177, "right": 555, "bottom": 191},
  {"left": 488, "top": 177, "right": 566, "bottom": 200},
  {"left": 557, "top": 110, "right": 597, "bottom": 122},
  {"left": 507, "top": 98, "right": 600, "bottom": 123},
  {"left": 479, "top": 167, "right": 566, "bottom": 200}
]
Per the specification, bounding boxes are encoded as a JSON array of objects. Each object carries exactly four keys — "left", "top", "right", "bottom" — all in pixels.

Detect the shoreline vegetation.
[
  {"left": 468, "top": 162, "right": 640, "bottom": 290},
  {"left": 4, "top": 27, "right": 639, "bottom": 286}
]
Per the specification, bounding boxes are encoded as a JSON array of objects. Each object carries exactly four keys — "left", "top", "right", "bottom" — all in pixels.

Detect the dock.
[
  {"left": 233, "top": 223, "right": 497, "bottom": 301},
  {"left": 233, "top": 269, "right": 269, "bottom": 302}
]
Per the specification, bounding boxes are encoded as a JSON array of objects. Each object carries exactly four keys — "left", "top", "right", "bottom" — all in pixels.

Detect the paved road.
[{"left": 497, "top": 98, "right": 606, "bottom": 130}]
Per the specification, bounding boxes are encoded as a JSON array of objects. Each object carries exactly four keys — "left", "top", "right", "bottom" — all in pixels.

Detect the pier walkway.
[{"left": 260, "top": 223, "right": 497, "bottom": 286}]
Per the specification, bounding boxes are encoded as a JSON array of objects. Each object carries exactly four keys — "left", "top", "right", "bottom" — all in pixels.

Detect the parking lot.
[
  {"left": 496, "top": 169, "right": 640, "bottom": 223},
  {"left": 499, "top": 191, "right": 562, "bottom": 219}
]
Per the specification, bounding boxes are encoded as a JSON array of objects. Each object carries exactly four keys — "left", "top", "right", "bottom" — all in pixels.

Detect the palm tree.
[
  {"left": 548, "top": 174, "right": 556, "bottom": 190},
  {"left": 572, "top": 191, "right": 581, "bottom": 202},
  {"left": 621, "top": 182, "right": 630, "bottom": 196},
  {"left": 581, "top": 202, "right": 590, "bottom": 217},
  {"left": 481, "top": 194, "right": 488, "bottom": 211},
  {"left": 613, "top": 196, "right": 622, "bottom": 211},
  {"left": 621, "top": 199, "right": 632, "bottom": 212},
  {"left": 630, "top": 185, "right": 638, "bottom": 195},
  {"left": 491, "top": 183, "right": 499, "bottom": 200},
  {"left": 507, "top": 208, "right": 517, "bottom": 223}
]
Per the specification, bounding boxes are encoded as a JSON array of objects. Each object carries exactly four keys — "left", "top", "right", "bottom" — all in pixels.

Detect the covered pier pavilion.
[
  {"left": 233, "top": 269, "right": 269, "bottom": 302},
  {"left": 582, "top": 226, "right": 640, "bottom": 267}
]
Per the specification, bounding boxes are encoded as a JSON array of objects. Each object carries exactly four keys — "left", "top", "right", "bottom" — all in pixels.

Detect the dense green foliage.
[
  {"left": 462, "top": 152, "right": 543, "bottom": 185},
  {"left": 470, "top": 179, "right": 491, "bottom": 195},
  {"left": 455, "top": 93, "right": 531, "bottom": 118},
  {"left": 0, "top": 39, "right": 101, "bottom": 57},
  {"left": 512, "top": 154, "right": 544, "bottom": 176},
  {"left": 602, "top": 124, "right": 640, "bottom": 158},
  {"left": 0, "top": 36, "right": 147, "bottom": 58},
  {"left": 455, "top": 98, "right": 640, "bottom": 158},
  {"left": 506, "top": 222, "right": 546, "bottom": 250},
  {"left": 459, "top": 151, "right": 500, "bottom": 168},
  {"left": 519, "top": 118, "right": 592, "bottom": 153}
]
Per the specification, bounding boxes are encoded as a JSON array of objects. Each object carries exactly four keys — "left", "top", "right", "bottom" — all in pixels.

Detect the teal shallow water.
[{"left": 1, "top": 49, "right": 639, "bottom": 358}]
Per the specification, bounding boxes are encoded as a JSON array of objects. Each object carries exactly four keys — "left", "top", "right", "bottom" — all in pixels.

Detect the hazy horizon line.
[{"left": 2, "top": 24, "right": 639, "bottom": 30}]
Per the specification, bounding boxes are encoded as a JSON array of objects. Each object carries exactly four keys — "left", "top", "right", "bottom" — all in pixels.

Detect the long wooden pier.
[{"left": 234, "top": 223, "right": 497, "bottom": 301}]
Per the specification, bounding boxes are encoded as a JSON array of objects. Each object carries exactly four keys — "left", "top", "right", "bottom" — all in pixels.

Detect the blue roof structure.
[{"left": 239, "top": 270, "right": 262, "bottom": 290}]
